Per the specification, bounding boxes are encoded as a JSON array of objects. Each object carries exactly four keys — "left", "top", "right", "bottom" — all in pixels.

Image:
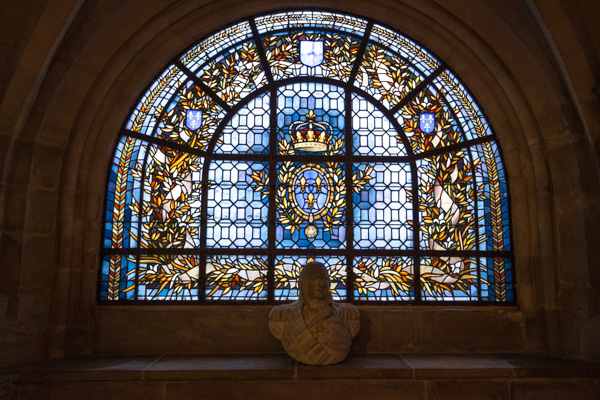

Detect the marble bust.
[{"left": 268, "top": 262, "right": 360, "bottom": 365}]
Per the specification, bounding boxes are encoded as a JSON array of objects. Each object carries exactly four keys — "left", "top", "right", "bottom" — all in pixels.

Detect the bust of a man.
[{"left": 268, "top": 262, "right": 360, "bottom": 365}]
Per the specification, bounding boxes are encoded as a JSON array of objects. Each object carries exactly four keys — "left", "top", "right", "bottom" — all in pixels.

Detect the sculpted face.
[{"left": 300, "top": 262, "right": 331, "bottom": 308}]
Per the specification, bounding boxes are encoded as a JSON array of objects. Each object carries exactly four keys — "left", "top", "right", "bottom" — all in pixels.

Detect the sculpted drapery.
[{"left": 269, "top": 262, "right": 360, "bottom": 365}]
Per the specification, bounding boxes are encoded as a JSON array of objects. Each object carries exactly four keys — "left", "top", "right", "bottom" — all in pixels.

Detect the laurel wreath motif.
[{"left": 275, "top": 161, "right": 346, "bottom": 234}]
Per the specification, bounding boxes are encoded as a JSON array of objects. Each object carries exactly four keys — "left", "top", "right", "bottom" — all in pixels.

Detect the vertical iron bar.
[
  {"left": 345, "top": 89, "right": 354, "bottom": 302},
  {"left": 267, "top": 87, "right": 278, "bottom": 303}
]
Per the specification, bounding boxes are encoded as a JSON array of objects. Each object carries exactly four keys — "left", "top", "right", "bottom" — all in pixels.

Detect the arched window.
[{"left": 99, "top": 10, "right": 514, "bottom": 304}]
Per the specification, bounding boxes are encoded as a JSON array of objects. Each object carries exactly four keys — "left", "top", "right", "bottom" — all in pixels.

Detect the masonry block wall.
[{"left": 0, "top": 0, "right": 599, "bottom": 368}]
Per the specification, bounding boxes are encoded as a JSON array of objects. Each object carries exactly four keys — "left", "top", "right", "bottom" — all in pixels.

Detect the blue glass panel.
[
  {"left": 275, "top": 162, "right": 346, "bottom": 250},
  {"left": 276, "top": 82, "right": 345, "bottom": 155},
  {"left": 433, "top": 71, "right": 493, "bottom": 141},
  {"left": 154, "top": 81, "right": 226, "bottom": 150},
  {"left": 104, "top": 136, "right": 149, "bottom": 249},
  {"left": 262, "top": 30, "right": 361, "bottom": 82},
  {"left": 139, "top": 145, "right": 204, "bottom": 249},
  {"left": 207, "top": 161, "right": 269, "bottom": 248},
  {"left": 100, "top": 254, "right": 136, "bottom": 301},
  {"left": 370, "top": 24, "right": 440, "bottom": 75},
  {"left": 416, "top": 150, "right": 477, "bottom": 252},
  {"left": 355, "top": 43, "right": 426, "bottom": 109},
  {"left": 180, "top": 21, "right": 253, "bottom": 73},
  {"left": 482, "top": 257, "right": 514, "bottom": 302},
  {"left": 353, "top": 163, "right": 412, "bottom": 249},
  {"left": 470, "top": 141, "right": 511, "bottom": 252},
  {"left": 195, "top": 40, "right": 268, "bottom": 107},
  {"left": 395, "top": 86, "right": 465, "bottom": 154},
  {"left": 255, "top": 11, "right": 368, "bottom": 35},
  {"left": 352, "top": 93, "right": 407, "bottom": 156},
  {"left": 215, "top": 92, "right": 270, "bottom": 154}
]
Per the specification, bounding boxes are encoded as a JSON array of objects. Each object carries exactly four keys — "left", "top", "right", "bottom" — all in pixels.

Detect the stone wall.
[{"left": 0, "top": 0, "right": 599, "bottom": 368}]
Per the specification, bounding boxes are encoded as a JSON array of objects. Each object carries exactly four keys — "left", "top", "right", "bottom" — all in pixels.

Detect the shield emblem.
[
  {"left": 295, "top": 169, "right": 328, "bottom": 215},
  {"left": 419, "top": 112, "right": 435, "bottom": 134},
  {"left": 300, "top": 41, "right": 324, "bottom": 67},
  {"left": 185, "top": 109, "right": 203, "bottom": 130}
]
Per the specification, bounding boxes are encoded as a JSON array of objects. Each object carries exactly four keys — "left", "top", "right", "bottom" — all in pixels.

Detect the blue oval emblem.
[{"left": 294, "top": 169, "right": 328, "bottom": 214}]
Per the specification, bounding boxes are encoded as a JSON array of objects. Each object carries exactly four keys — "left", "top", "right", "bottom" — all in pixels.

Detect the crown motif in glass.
[{"left": 289, "top": 110, "right": 331, "bottom": 152}]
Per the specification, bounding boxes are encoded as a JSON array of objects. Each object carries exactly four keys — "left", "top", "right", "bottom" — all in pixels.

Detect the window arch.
[{"left": 99, "top": 10, "right": 514, "bottom": 304}]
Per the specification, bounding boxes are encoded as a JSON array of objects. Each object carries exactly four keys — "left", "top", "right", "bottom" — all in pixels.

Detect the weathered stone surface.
[
  {"left": 403, "top": 354, "right": 513, "bottom": 379},
  {"left": 5, "top": 354, "right": 600, "bottom": 400},
  {"left": 296, "top": 354, "right": 412, "bottom": 380},
  {"left": 164, "top": 380, "right": 425, "bottom": 400},
  {"left": 143, "top": 354, "right": 295, "bottom": 381},
  {"left": 427, "top": 381, "right": 508, "bottom": 400},
  {"left": 94, "top": 307, "right": 282, "bottom": 354},
  {"left": 511, "top": 380, "right": 600, "bottom": 400}
]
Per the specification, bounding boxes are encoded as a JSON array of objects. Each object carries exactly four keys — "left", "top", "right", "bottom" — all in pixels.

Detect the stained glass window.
[{"left": 100, "top": 11, "right": 514, "bottom": 304}]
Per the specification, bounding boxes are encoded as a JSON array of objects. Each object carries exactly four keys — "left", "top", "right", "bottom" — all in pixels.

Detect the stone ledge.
[
  {"left": 3, "top": 354, "right": 600, "bottom": 400},
  {"left": 6, "top": 353, "right": 600, "bottom": 382}
]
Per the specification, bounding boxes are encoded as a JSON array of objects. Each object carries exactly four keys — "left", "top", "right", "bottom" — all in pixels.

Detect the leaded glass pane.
[
  {"left": 355, "top": 43, "right": 424, "bottom": 109},
  {"left": 207, "top": 161, "right": 269, "bottom": 248},
  {"left": 139, "top": 145, "right": 203, "bottom": 249},
  {"left": 275, "top": 161, "right": 346, "bottom": 249},
  {"left": 482, "top": 257, "right": 514, "bottom": 302},
  {"left": 396, "top": 87, "right": 464, "bottom": 154},
  {"left": 125, "top": 65, "right": 187, "bottom": 136},
  {"left": 352, "top": 94, "right": 407, "bottom": 156},
  {"left": 101, "top": 10, "right": 514, "bottom": 305},
  {"left": 353, "top": 163, "right": 412, "bottom": 249},
  {"left": 206, "top": 255, "right": 268, "bottom": 300},
  {"left": 471, "top": 141, "right": 511, "bottom": 251},
  {"left": 370, "top": 24, "right": 440, "bottom": 75},
  {"left": 136, "top": 254, "right": 200, "bottom": 300},
  {"left": 196, "top": 40, "right": 268, "bottom": 106},
  {"left": 262, "top": 31, "right": 361, "bottom": 81},
  {"left": 274, "top": 256, "right": 347, "bottom": 301},
  {"left": 417, "top": 150, "right": 478, "bottom": 252},
  {"left": 420, "top": 256, "right": 479, "bottom": 301},
  {"left": 255, "top": 11, "right": 368, "bottom": 35},
  {"left": 276, "top": 82, "right": 346, "bottom": 155},
  {"left": 433, "top": 70, "right": 493, "bottom": 140},
  {"left": 354, "top": 257, "right": 414, "bottom": 301},
  {"left": 214, "top": 92, "right": 270, "bottom": 154},
  {"left": 180, "top": 21, "right": 253, "bottom": 73},
  {"left": 104, "top": 136, "right": 148, "bottom": 249},
  {"left": 100, "top": 254, "right": 136, "bottom": 301},
  {"left": 154, "top": 81, "right": 226, "bottom": 150}
]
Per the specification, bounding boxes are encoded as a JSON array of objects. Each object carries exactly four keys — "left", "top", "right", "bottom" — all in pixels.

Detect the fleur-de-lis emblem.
[
  {"left": 419, "top": 112, "right": 435, "bottom": 134},
  {"left": 185, "top": 109, "right": 203, "bottom": 130},
  {"left": 305, "top": 192, "right": 317, "bottom": 209},
  {"left": 297, "top": 176, "right": 309, "bottom": 193},
  {"left": 314, "top": 176, "right": 325, "bottom": 193}
]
